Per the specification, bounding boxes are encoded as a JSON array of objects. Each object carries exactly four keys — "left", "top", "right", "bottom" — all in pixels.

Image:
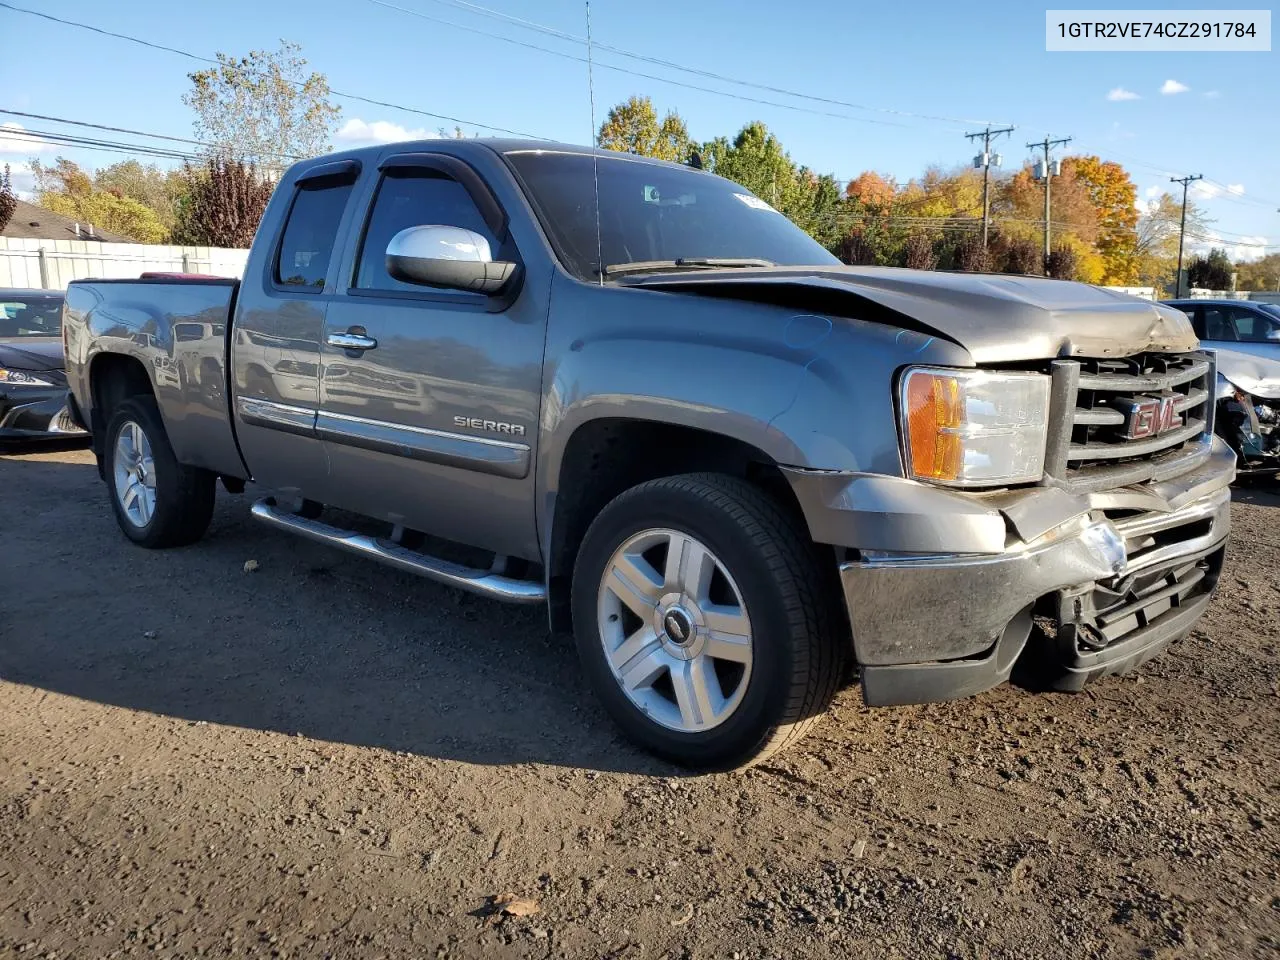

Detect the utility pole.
[
  {"left": 1027, "top": 135, "right": 1071, "bottom": 270},
  {"left": 1170, "top": 173, "right": 1203, "bottom": 297},
  {"left": 966, "top": 125, "right": 1015, "bottom": 251}
]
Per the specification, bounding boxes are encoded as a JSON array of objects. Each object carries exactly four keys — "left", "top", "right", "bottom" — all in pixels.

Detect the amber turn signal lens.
[{"left": 905, "top": 372, "right": 964, "bottom": 481}]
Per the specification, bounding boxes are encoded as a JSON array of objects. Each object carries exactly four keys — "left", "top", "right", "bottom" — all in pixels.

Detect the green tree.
[
  {"left": 1134, "top": 191, "right": 1209, "bottom": 291},
  {"left": 31, "top": 157, "right": 168, "bottom": 243},
  {"left": 597, "top": 96, "right": 692, "bottom": 162},
  {"left": 172, "top": 158, "right": 275, "bottom": 248},
  {"left": 1187, "top": 248, "right": 1235, "bottom": 291},
  {"left": 702, "top": 122, "right": 844, "bottom": 248},
  {"left": 184, "top": 41, "right": 340, "bottom": 165},
  {"left": 0, "top": 164, "right": 16, "bottom": 233}
]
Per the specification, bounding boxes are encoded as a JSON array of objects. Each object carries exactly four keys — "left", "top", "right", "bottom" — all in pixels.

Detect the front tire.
[
  {"left": 571, "top": 473, "right": 845, "bottom": 770},
  {"left": 105, "top": 396, "right": 216, "bottom": 548}
]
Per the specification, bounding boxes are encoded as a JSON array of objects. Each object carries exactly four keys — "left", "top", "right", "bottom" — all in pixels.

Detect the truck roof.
[{"left": 286, "top": 138, "right": 703, "bottom": 178}]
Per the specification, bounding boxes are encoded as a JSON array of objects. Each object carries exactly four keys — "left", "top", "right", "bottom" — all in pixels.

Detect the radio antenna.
[{"left": 586, "top": 1, "right": 603, "bottom": 285}]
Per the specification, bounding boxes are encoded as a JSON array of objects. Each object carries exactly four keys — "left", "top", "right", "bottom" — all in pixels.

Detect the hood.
[
  {"left": 0, "top": 337, "right": 65, "bottom": 372},
  {"left": 620, "top": 266, "right": 1198, "bottom": 364},
  {"left": 1215, "top": 347, "right": 1280, "bottom": 400}
]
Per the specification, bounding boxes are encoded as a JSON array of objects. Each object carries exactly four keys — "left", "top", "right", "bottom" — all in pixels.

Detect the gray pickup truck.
[{"left": 62, "top": 140, "right": 1235, "bottom": 769}]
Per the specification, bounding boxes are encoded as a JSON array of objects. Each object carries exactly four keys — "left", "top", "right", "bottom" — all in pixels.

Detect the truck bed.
[{"left": 63, "top": 277, "right": 247, "bottom": 480}]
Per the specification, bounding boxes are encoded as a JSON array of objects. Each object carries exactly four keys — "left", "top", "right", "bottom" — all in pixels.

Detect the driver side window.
[
  {"left": 355, "top": 169, "right": 498, "bottom": 292},
  {"left": 1229, "top": 307, "right": 1278, "bottom": 343}
]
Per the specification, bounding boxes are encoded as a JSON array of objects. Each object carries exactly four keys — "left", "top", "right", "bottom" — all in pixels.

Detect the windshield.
[
  {"left": 505, "top": 151, "right": 840, "bottom": 281},
  {"left": 1258, "top": 303, "right": 1280, "bottom": 321},
  {"left": 0, "top": 295, "right": 64, "bottom": 338}
]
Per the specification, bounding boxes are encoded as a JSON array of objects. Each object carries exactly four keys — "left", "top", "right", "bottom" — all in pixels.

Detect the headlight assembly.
[
  {"left": 0, "top": 368, "right": 56, "bottom": 387},
  {"left": 899, "top": 367, "right": 1050, "bottom": 486}
]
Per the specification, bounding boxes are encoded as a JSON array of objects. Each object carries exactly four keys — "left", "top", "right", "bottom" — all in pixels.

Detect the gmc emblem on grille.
[{"left": 1114, "top": 395, "right": 1179, "bottom": 440}]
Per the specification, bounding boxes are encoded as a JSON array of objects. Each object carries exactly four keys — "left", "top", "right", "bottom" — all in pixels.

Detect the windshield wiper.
[{"left": 601, "top": 258, "right": 775, "bottom": 277}]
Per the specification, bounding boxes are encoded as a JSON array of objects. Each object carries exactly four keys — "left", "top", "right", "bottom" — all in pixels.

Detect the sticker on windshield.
[{"left": 733, "top": 193, "right": 775, "bottom": 211}]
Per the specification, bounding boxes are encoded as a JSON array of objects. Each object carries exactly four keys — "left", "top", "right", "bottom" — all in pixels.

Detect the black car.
[{"left": 0, "top": 289, "right": 89, "bottom": 445}]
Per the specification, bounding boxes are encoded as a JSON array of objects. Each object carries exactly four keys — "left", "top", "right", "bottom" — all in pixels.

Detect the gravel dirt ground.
[{"left": 2, "top": 446, "right": 1278, "bottom": 960}]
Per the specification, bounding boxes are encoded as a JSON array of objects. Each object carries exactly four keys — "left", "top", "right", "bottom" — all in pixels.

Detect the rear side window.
[
  {"left": 275, "top": 181, "right": 355, "bottom": 289},
  {"left": 354, "top": 170, "right": 498, "bottom": 292}
]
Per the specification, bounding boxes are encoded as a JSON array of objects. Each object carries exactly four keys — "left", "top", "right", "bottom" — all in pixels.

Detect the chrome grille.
[{"left": 1045, "top": 352, "right": 1214, "bottom": 492}]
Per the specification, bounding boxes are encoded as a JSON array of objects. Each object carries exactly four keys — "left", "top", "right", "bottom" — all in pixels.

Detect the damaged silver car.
[{"left": 1215, "top": 347, "right": 1280, "bottom": 480}]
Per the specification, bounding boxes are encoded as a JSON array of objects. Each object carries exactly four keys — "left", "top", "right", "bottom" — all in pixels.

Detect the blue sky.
[{"left": 2, "top": 0, "right": 1276, "bottom": 257}]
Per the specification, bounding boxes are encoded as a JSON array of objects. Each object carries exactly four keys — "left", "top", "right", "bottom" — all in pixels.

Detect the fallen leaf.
[
  {"left": 243, "top": 559, "right": 260, "bottom": 573},
  {"left": 491, "top": 892, "right": 540, "bottom": 918}
]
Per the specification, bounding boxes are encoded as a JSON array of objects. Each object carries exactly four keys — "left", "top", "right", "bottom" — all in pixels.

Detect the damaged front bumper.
[{"left": 784, "top": 436, "right": 1235, "bottom": 706}]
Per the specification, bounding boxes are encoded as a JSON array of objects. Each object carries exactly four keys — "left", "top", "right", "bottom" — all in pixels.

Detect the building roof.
[{"left": 2, "top": 198, "right": 130, "bottom": 243}]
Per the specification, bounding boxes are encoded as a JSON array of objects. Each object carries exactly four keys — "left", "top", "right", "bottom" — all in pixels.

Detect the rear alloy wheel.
[
  {"left": 572, "top": 473, "right": 845, "bottom": 770},
  {"left": 104, "top": 396, "right": 216, "bottom": 548},
  {"left": 113, "top": 420, "right": 157, "bottom": 528}
]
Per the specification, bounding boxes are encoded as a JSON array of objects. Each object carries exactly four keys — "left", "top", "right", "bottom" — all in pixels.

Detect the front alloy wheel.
[
  {"left": 598, "top": 528, "right": 754, "bottom": 733},
  {"left": 572, "top": 473, "right": 846, "bottom": 770}
]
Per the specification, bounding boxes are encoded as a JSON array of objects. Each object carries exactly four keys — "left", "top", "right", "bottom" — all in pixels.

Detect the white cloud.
[
  {"left": 1188, "top": 231, "right": 1270, "bottom": 261},
  {"left": 1160, "top": 79, "right": 1190, "bottom": 95},
  {"left": 335, "top": 118, "right": 436, "bottom": 146},
  {"left": 1190, "top": 181, "right": 1246, "bottom": 202},
  {"left": 1202, "top": 90, "right": 1221, "bottom": 99},
  {"left": 0, "top": 122, "right": 55, "bottom": 155},
  {"left": 1106, "top": 87, "right": 1141, "bottom": 101},
  {"left": 1144, "top": 185, "right": 1162, "bottom": 198}
]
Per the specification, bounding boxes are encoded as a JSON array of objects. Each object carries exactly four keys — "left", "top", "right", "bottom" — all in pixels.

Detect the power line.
[
  {"left": 0, "top": 130, "right": 200, "bottom": 162},
  {"left": 403, "top": 0, "right": 1002, "bottom": 126},
  {"left": 0, "top": 0, "right": 544, "bottom": 139},
  {"left": 1, "top": 109, "right": 302, "bottom": 159},
  {"left": 365, "top": 0, "right": 907, "bottom": 128}
]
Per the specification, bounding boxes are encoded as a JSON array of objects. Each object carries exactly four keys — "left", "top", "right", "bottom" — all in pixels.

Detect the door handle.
[{"left": 327, "top": 331, "right": 377, "bottom": 351}]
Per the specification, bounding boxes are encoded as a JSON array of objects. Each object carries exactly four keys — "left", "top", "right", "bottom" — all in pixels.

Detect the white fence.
[
  {"left": 0, "top": 238, "right": 249, "bottom": 291},
  {"left": 1104, "top": 286, "right": 1156, "bottom": 300}
]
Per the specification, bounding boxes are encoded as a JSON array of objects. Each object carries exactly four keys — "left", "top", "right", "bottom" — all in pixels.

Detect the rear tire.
[
  {"left": 571, "top": 473, "right": 845, "bottom": 770},
  {"left": 104, "top": 396, "right": 216, "bottom": 548}
]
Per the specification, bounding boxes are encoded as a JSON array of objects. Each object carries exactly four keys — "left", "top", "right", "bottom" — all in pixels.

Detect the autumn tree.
[
  {"left": 1187, "top": 248, "right": 1235, "bottom": 291},
  {"left": 845, "top": 171, "right": 896, "bottom": 210},
  {"left": 898, "top": 166, "right": 984, "bottom": 220},
  {"left": 598, "top": 96, "right": 692, "bottom": 162},
  {"left": 1235, "top": 253, "right": 1280, "bottom": 291},
  {"left": 994, "top": 163, "right": 1098, "bottom": 253},
  {"left": 184, "top": 41, "right": 340, "bottom": 165},
  {"left": 94, "top": 160, "right": 188, "bottom": 235},
  {"left": 1062, "top": 155, "right": 1138, "bottom": 284},
  {"left": 30, "top": 157, "right": 167, "bottom": 243},
  {"left": 0, "top": 164, "right": 15, "bottom": 233},
  {"left": 172, "top": 159, "right": 275, "bottom": 248}
]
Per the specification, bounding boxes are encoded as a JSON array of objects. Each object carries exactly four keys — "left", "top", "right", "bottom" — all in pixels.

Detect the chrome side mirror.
[{"left": 385, "top": 225, "right": 517, "bottom": 295}]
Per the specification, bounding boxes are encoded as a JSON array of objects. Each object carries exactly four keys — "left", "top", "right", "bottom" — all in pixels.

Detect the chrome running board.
[{"left": 249, "top": 497, "right": 546, "bottom": 604}]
